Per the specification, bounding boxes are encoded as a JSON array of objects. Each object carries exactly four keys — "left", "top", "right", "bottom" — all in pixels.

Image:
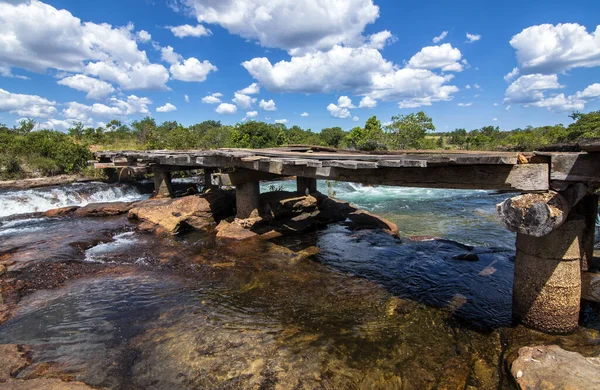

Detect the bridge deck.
[{"left": 95, "top": 145, "right": 600, "bottom": 192}]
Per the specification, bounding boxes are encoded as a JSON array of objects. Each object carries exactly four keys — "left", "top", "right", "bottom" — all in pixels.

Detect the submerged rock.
[
  {"left": 128, "top": 189, "right": 235, "bottom": 234},
  {"left": 510, "top": 345, "right": 600, "bottom": 389}
]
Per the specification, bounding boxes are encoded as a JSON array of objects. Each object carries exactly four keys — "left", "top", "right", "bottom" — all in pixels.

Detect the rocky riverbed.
[{"left": 1, "top": 182, "right": 599, "bottom": 389}]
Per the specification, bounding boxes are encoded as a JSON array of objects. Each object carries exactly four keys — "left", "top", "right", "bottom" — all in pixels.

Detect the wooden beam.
[
  {"left": 212, "top": 170, "right": 285, "bottom": 186},
  {"left": 550, "top": 153, "right": 600, "bottom": 183}
]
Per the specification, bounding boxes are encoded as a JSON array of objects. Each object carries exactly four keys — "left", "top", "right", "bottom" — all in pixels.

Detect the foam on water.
[{"left": 0, "top": 182, "right": 148, "bottom": 218}]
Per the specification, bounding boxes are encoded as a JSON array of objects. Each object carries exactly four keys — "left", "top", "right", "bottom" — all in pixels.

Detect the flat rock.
[
  {"left": 510, "top": 345, "right": 600, "bottom": 389},
  {"left": 347, "top": 209, "right": 399, "bottom": 236},
  {"left": 74, "top": 202, "right": 134, "bottom": 217},
  {"left": 43, "top": 206, "right": 80, "bottom": 217},
  {"left": 2, "top": 378, "right": 94, "bottom": 389},
  {"left": 0, "top": 344, "right": 29, "bottom": 380},
  {"left": 129, "top": 190, "right": 235, "bottom": 234},
  {"left": 216, "top": 220, "right": 258, "bottom": 240}
]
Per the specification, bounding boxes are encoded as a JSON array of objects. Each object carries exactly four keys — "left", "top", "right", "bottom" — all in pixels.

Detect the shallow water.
[{"left": 1, "top": 181, "right": 599, "bottom": 389}]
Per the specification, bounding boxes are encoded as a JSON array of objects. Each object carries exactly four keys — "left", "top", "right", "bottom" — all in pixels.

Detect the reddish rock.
[
  {"left": 0, "top": 344, "right": 29, "bottom": 380},
  {"left": 216, "top": 220, "right": 258, "bottom": 240},
  {"left": 43, "top": 206, "right": 80, "bottom": 217},
  {"left": 74, "top": 202, "right": 134, "bottom": 217}
]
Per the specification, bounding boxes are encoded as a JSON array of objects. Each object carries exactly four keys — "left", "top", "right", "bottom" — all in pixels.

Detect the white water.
[
  {"left": 0, "top": 182, "right": 148, "bottom": 218},
  {"left": 84, "top": 231, "right": 140, "bottom": 263}
]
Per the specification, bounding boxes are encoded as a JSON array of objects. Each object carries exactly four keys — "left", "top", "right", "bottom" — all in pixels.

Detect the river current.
[{"left": 0, "top": 180, "right": 599, "bottom": 389}]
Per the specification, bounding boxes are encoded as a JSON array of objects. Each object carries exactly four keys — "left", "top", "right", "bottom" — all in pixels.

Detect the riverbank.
[{"left": 0, "top": 174, "right": 97, "bottom": 190}]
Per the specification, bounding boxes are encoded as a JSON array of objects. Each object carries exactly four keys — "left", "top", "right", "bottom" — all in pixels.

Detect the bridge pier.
[
  {"left": 236, "top": 181, "right": 260, "bottom": 219},
  {"left": 153, "top": 168, "right": 174, "bottom": 198},
  {"left": 512, "top": 216, "right": 585, "bottom": 333},
  {"left": 297, "top": 177, "right": 317, "bottom": 195}
]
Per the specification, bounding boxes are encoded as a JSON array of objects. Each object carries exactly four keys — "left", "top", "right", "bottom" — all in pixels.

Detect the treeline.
[{"left": 1, "top": 111, "right": 599, "bottom": 180}]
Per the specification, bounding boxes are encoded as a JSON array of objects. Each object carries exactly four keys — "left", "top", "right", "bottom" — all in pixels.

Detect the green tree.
[
  {"left": 386, "top": 111, "right": 435, "bottom": 149},
  {"left": 567, "top": 111, "right": 600, "bottom": 141},
  {"left": 320, "top": 127, "right": 346, "bottom": 148}
]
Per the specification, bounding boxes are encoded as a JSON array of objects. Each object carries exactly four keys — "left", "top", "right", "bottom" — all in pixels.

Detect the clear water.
[{"left": 0, "top": 181, "right": 598, "bottom": 389}]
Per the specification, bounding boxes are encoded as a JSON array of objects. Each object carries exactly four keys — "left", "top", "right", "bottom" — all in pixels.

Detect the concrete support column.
[
  {"left": 573, "top": 193, "right": 598, "bottom": 271},
  {"left": 236, "top": 181, "right": 260, "bottom": 219},
  {"left": 297, "top": 177, "right": 317, "bottom": 195},
  {"left": 153, "top": 169, "right": 173, "bottom": 198},
  {"left": 203, "top": 168, "right": 216, "bottom": 192},
  {"left": 513, "top": 215, "right": 585, "bottom": 333}
]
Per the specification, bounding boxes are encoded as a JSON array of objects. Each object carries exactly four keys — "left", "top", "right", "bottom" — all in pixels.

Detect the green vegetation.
[{"left": 1, "top": 110, "right": 599, "bottom": 180}]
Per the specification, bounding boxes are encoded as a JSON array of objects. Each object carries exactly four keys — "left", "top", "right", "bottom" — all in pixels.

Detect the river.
[{"left": 0, "top": 180, "right": 599, "bottom": 389}]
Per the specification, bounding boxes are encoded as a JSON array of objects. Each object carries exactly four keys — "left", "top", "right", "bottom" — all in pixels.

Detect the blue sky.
[{"left": 1, "top": 0, "right": 599, "bottom": 133}]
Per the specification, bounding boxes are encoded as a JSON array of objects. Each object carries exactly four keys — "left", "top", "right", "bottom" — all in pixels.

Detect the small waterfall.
[{"left": 0, "top": 182, "right": 149, "bottom": 219}]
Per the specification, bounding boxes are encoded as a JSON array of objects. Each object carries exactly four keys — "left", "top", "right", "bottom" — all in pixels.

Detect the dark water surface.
[{"left": 1, "top": 181, "right": 599, "bottom": 389}]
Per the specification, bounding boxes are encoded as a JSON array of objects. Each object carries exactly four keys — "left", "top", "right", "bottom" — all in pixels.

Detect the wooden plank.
[
  {"left": 323, "top": 160, "right": 379, "bottom": 169},
  {"left": 377, "top": 159, "right": 427, "bottom": 168},
  {"left": 550, "top": 153, "right": 600, "bottom": 183}
]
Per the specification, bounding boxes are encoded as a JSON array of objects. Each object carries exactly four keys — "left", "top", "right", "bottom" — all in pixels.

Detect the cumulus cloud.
[
  {"left": 408, "top": 43, "right": 464, "bottom": 72},
  {"left": 215, "top": 103, "right": 237, "bottom": 114},
  {"left": 232, "top": 92, "right": 256, "bottom": 110},
  {"left": 63, "top": 95, "right": 152, "bottom": 123},
  {"left": 202, "top": 92, "right": 222, "bottom": 104},
  {"left": 57, "top": 74, "right": 115, "bottom": 100},
  {"left": 177, "top": 0, "right": 380, "bottom": 52},
  {"left": 327, "top": 103, "right": 351, "bottom": 119},
  {"left": 352, "top": 116, "right": 360, "bottom": 122},
  {"left": 504, "top": 74, "right": 563, "bottom": 104},
  {"left": 337, "top": 96, "right": 355, "bottom": 108},
  {"left": 259, "top": 99, "right": 277, "bottom": 111},
  {"left": 300, "top": 112, "right": 309, "bottom": 117},
  {"left": 156, "top": 103, "right": 177, "bottom": 112},
  {"left": 246, "top": 110, "right": 258, "bottom": 118},
  {"left": 510, "top": 23, "right": 600, "bottom": 74},
  {"left": 466, "top": 33, "right": 481, "bottom": 43},
  {"left": 275, "top": 119, "right": 288, "bottom": 124},
  {"left": 0, "top": 1, "right": 170, "bottom": 90},
  {"left": 457, "top": 102, "right": 472, "bottom": 107},
  {"left": 0, "top": 88, "right": 57, "bottom": 118},
  {"left": 37, "top": 118, "right": 73, "bottom": 131},
  {"left": 368, "top": 30, "right": 394, "bottom": 50},
  {"left": 433, "top": 31, "right": 448, "bottom": 44},
  {"left": 504, "top": 67, "right": 519, "bottom": 82},
  {"left": 169, "top": 24, "right": 211, "bottom": 38},
  {"left": 575, "top": 83, "right": 600, "bottom": 99},
  {"left": 185, "top": 94, "right": 190, "bottom": 103},
  {"left": 236, "top": 83, "right": 260, "bottom": 95},
  {"left": 136, "top": 30, "right": 152, "bottom": 42},
  {"left": 161, "top": 46, "right": 217, "bottom": 82},
  {"left": 359, "top": 96, "right": 377, "bottom": 108}
]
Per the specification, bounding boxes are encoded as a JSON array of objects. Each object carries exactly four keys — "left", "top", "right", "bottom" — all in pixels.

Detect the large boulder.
[
  {"left": 74, "top": 202, "right": 134, "bottom": 217},
  {"left": 510, "top": 345, "right": 600, "bottom": 389},
  {"left": 128, "top": 189, "right": 235, "bottom": 234},
  {"left": 259, "top": 191, "right": 319, "bottom": 221}
]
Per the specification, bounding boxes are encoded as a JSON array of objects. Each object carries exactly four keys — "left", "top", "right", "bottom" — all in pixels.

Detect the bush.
[{"left": 0, "top": 154, "right": 25, "bottom": 180}]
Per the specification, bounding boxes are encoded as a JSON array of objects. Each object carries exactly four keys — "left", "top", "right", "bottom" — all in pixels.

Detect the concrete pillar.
[
  {"left": 203, "top": 168, "right": 216, "bottom": 192},
  {"left": 297, "top": 177, "right": 317, "bottom": 195},
  {"left": 153, "top": 169, "right": 173, "bottom": 198},
  {"left": 513, "top": 215, "right": 585, "bottom": 333},
  {"left": 573, "top": 193, "right": 598, "bottom": 271},
  {"left": 236, "top": 181, "right": 260, "bottom": 219}
]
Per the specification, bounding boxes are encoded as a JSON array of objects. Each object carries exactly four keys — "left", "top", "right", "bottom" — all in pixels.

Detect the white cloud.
[
  {"left": 232, "top": 93, "right": 256, "bottom": 110},
  {"left": 300, "top": 112, "right": 309, "bottom": 117},
  {"left": 575, "top": 83, "right": 600, "bottom": 99},
  {"left": 466, "top": 33, "right": 481, "bottom": 43},
  {"left": 259, "top": 99, "right": 277, "bottom": 111},
  {"left": 359, "top": 96, "right": 377, "bottom": 108},
  {"left": 0, "top": 88, "right": 57, "bottom": 118},
  {"left": 156, "top": 103, "right": 177, "bottom": 113},
  {"left": 169, "top": 24, "right": 211, "bottom": 38},
  {"left": 57, "top": 74, "right": 115, "bottom": 100},
  {"left": 246, "top": 110, "right": 258, "bottom": 118},
  {"left": 457, "top": 102, "right": 472, "bottom": 107},
  {"left": 237, "top": 83, "right": 260, "bottom": 95},
  {"left": 433, "top": 31, "right": 448, "bottom": 44},
  {"left": 506, "top": 105, "right": 511, "bottom": 110},
  {"left": 327, "top": 103, "right": 351, "bottom": 119},
  {"left": 161, "top": 46, "right": 217, "bottom": 82},
  {"left": 185, "top": 94, "right": 190, "bottom": 103},
  {"left": 492, "top": 117, "right": 498, "bottom": 121},
  {"left": 504, "top": 74, "right": 563, "bottom": 104},
  {"left": 215, "top": 103, "right": 237, "bottom": 114},
  {"left": 510, "top": 23, "right": 600, "bottom": 74},
  {"left": 368, "top": 30, "right": 394, "bottom": 50},
  {"left": 37, "top": 118, "right": 72, "bottom": 131},
  {"left": 202, "top": 93, "right": 222, "bottom": 104},
  {"left": 0, "top": 1, "right": 170, "bottom": 90},
  {"left": 493, "top": 103, "right": 499, "bottom": 106},
  {"left": 136, "top": 30, "right": 152, "bottom": 43},
  {"left": 465, "top": 85, "right": 471, "bottom": 89},
  {"left": 504, "top": 67, "right": 519, "bottom": 82},
  {"left": 408, "top": 43, "right": 463, "bottom": 72},
  {"left": 353, "top": 116, "right": 359, "bottom": 122},
  {"left": 337, "top": 96, "right": 355, "bottom": 108},
  {"left": 63, "top": 95, "right": 152, "bottom": 123},
  {"left": 178, "top": 0, "right": 380, "bottom": 53},
  {"left": 531, "top": 94, "right": 585, "bottom": 112},
  {"left": 160, "top": 46, "right": 181, "bottom": 65},
  {"left": 275, "top": 119, "right": 288, "bottom": 124}
]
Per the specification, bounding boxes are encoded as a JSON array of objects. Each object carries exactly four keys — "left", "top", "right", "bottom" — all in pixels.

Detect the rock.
[
  {"left": 314, "top": 194, "right": 356, "bottom": 222},
  {"left": 73, "top": 202, "right": 134, "bottom": 217},
  {"left": 0, "top": 344, "right": 29, "bottom": 380},
  {"left": 43, "top": 206, "right": 80, "bottom": 217},
  {"left": 2, "top": 378, "right": 94, "bottom": 389},
  {"left": 347, "top": 209, "right": 399, "bottom": 236},
  {"left": 0, "top": 175, "right": 92, "bottom": 190},
  {"left": 510, "top": 345, "right": 600, "bottom": 390},
  {"left": 452, "top": 253, "right": 480, "bottom": 261},
  {"left": 215, "top": 220, "right": 258, "bottom": 240},
  {"left": 0, "top": 264, "right": 5, "bottom": 276},
  {"left": 259, "top": 191, "right": 318, "bottom": 221},
  {"left": 582, "top": 272, "right": 600, "bottom": 303},
  {"left": 129, "top": 190, "right": 235, "bottom": 234}
]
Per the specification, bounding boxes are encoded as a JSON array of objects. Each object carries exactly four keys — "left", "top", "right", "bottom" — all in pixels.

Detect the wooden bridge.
[{"left": 94, "top": 143, "right": 600, "bottom": 334}]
